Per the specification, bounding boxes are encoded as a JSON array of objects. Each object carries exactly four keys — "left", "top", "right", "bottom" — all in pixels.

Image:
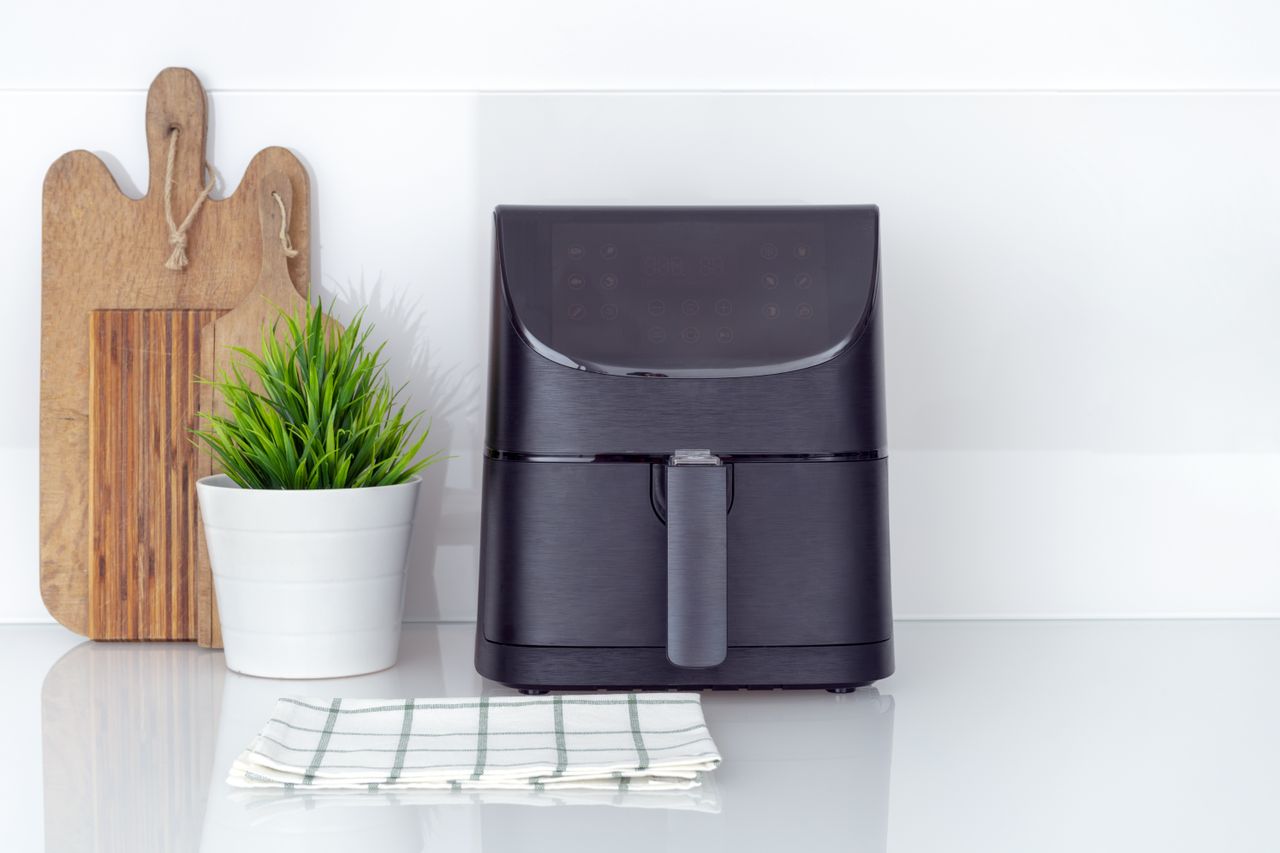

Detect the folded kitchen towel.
[
  {"left": 229, "top": 693, "right": 721, "bottom": 792},
  {"left": 228, "top": 778, "right": 723, "bottom": 816}
]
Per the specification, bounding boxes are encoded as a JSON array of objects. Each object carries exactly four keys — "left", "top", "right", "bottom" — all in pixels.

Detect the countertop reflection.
[
  {"left": 23, "top": 619, "right": 1280, "bottom": 852},
  {"left": 38, "top": 624, "right": 893, "bottom": 853}
]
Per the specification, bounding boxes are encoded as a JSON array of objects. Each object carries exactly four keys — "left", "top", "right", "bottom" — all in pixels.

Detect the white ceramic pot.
[{"left": 196, "top": 474, "right": 421, "bottom": 679}]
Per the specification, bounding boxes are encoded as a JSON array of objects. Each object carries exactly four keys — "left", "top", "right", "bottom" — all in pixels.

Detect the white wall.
[{"left": 2, "top": 1, "right": 1278, "bottom": 624}]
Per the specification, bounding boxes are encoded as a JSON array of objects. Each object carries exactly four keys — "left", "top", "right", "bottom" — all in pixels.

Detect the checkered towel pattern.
[{"left": 229, "top": 694, "right": 721, "bottom": 792}]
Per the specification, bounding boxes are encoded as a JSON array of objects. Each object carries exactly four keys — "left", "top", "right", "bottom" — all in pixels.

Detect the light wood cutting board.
[
  {"left": 194, "top": 171, "right": 314, "bottom": 649},
  {"left": 41, "top": 67, "right": 310, "bottom": 641}
]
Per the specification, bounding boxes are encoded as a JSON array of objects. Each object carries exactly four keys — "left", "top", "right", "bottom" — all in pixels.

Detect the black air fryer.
[{"left": 476, "top": 206, "right": 893, "bottom": 693}]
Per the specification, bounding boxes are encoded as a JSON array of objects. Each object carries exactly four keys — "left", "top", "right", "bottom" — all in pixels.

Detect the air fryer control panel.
[
  {"left": 551, "top": 221, "right": 830, "bottom": 369},
  {"left": 497, "top": 206, "right": 878, "bottom": 378}
]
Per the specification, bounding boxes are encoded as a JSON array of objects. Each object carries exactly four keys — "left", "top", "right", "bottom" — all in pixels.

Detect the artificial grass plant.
[{"left": 194, "top": 301, "right": 440, "bottom": 489}]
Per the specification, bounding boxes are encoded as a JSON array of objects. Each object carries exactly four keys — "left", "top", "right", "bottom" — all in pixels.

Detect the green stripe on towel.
[
  {"left": 470, "top": 696, "right": 490, "bottom": 780},
  {"left": 628, "top": 693, "right": 649, "bottom": 771},
  {"left": 386, "top": 699, "right": 414, "bottom": 784},
  {"left": 553, "top": 695, "right": 568, "bottom": 777},
  {"left": 302, "top": 698, "right": 342, "bottom": 785}
]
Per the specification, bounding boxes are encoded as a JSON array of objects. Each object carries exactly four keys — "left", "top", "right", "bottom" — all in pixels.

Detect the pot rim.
[{"left": 196, "top": 472, "right": 422, "bottom": 494}]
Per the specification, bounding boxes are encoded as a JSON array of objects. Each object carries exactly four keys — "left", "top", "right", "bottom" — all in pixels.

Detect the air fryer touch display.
[
  {"left": 496, "top": 207, "right": 876, "bottom": 377},
  {"left": 551, "top": 222, "right": 830, "bottom": 372}
]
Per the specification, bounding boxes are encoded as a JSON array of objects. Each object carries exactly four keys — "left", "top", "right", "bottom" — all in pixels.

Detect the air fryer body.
[{"left": 476, "top": 206, "right": 894, "bottom": 690}]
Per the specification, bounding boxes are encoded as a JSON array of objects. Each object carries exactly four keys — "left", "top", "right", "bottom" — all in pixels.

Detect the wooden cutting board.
[
  {"left": 41, "top": 67, "right": 310, "bottom": 641},
  {"left": 194, "top": 171, "right": 314, "bottom": 649}
]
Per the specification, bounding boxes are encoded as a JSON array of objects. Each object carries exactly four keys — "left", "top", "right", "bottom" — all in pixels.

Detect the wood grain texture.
[
  {"left": 195, "top": 172, "right": 314, "bottom": 648},
  {"left": 88, "top": 309, "right": 217, "bottom": 640},
  {"left": 40, "top": 67, "right": 310, "bottom": 640}
]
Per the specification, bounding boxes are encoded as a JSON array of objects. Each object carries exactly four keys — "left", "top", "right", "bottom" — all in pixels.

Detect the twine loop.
[
  {"left": 163, "top": 127, "right": 216, "bottom": 271},
  {"left": 271, "top": 191, "right": 299, "bottom": 259}
]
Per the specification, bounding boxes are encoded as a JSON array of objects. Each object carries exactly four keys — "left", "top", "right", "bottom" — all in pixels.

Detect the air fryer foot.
[
  {"left": 519, "top": 688, "right": 550, "bottom": 696},
  {"left": 827, "top": 686, "right": 857, "bottom": 694}
]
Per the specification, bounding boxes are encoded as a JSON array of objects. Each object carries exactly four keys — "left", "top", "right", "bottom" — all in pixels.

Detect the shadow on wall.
[{"left": 321, "top": 275, "right": 484, "bottom": 622}]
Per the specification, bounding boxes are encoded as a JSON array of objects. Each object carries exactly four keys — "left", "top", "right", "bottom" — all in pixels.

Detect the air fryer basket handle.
[{"left": 665, "top": 455, "right": 727, "bottom": 668}]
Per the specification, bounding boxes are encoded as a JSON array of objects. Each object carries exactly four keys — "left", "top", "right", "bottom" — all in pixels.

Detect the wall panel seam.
[{"left": 8, "top": 87, "right": 1280, "bottom": 96}]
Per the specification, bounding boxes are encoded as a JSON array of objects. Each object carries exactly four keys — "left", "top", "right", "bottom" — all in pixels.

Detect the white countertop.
[{"left": 3, "top": 619, "right": 1277, "bottom": 852}]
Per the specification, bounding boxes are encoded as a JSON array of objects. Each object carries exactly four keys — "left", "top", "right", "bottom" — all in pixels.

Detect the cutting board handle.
[
  {"left": 256, "top": 172, "right": 303, "bottom": 302},
  {"left": 144, "top": 68, "right": 208, "bottom": 202}
]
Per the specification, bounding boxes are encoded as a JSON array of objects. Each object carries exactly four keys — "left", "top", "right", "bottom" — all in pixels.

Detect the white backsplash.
[{"left": 4, "top": 8, "right": 1279, "bottom": 622}]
